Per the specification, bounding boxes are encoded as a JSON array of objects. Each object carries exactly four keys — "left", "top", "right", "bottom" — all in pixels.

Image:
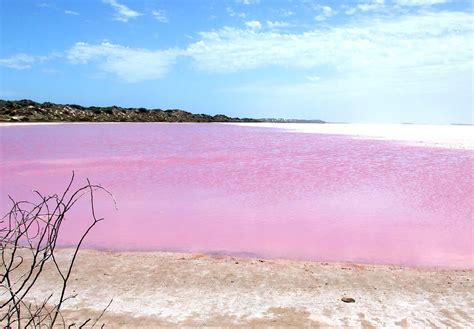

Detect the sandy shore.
[
  {"left": 230, "top": 123, "right": 474, "bottom": 150},
  {"left": 4, "top": 249, "right": 472, "bottom": 327}
]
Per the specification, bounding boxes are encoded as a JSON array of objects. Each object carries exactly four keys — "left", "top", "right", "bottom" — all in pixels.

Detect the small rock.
[{"left": 341, "top": 297, "right": 356, "bottom": 303}]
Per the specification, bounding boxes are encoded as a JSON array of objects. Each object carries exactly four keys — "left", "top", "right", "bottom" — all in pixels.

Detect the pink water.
[{"left": 0, "top": 123, "right": 472, "bottom": 268}]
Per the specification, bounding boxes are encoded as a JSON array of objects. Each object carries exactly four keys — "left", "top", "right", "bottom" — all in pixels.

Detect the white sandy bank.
[{"left": 229, "top": 123, "right": 474, "bottom": 150}]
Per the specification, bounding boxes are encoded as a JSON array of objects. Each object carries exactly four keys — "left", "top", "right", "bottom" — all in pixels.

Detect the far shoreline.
[{"left": 3, "top": 121, "right": 472, "bottom": 150}]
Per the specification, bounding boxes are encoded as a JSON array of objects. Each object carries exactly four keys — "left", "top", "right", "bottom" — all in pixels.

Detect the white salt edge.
[{"left": 227, "top": 123, "right": 474, "bottom": 150}]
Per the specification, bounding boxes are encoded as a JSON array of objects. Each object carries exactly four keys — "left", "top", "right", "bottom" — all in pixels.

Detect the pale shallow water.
[{"left": 0, "top": 123, "right": 472, "bottom": 268}]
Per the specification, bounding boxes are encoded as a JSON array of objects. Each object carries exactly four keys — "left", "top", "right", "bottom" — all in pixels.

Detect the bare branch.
[{"left": 0, "top": 172, "right": 114, "bottom": 327}]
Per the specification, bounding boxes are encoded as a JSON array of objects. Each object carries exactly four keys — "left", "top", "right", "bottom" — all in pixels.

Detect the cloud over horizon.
[
  {"left": 2, "top": 10, "right": 472, "bottom": 84},
  {"left": 186, "top": 11, "right": 472, "bottom": 76},
  {"left": 67, "top": 42, "right": 179, "bottom": 82}
]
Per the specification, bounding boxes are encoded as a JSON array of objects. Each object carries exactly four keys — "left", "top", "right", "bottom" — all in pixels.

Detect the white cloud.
[
  {"left": 0, "top": 54, "right": 37, "bottom": 69},
  {"left": 281, "top": 9, "right": 294, "bottom": 17},
  {"left": 0, "top": 53, "right": 58, "bottom": 69},
  {"left": 340, "top": 1, "right": 384, "bottom": 15},
  {"left": 306, "top": 75, "right": 321, "bottom": 82},
  {"left": 65, "top": 10, "right": 79, "bottom": 16},
  {"left": 344, "top": 7, "right": 358, "bottom": 15},
  {"left": 245, "top": 20, "right": 262, "bottom": 30},
  {"left": 186, "top": 11, "right": 473, "bottom": 81},
  {"left": 226, "top": 7, "right": 246, "bottom": 18},
  {"left": 236, "top": 0, "right": 260, "bottom": 4},
  {"left": 315, "top": 6, "right": 333, "bottom": 21},
  {"left": 266, "top": 20, "right": 290, "bottom": 28},
  {"left": 67, "top": 42, "right": 179, "bottom": 82},
  {"left": 36, "top": 2, "right": 53, "bottom": 8},
  {"left": 394, "top": 0, "right": 449, "bottom": 6},
  {"left": 102, "top": 0, "right": 141, "bottom": 22},
  {"left": 358, "top": 0, "right": 385, "bottom": 12},
  {"left": 7, "top": 7, "right": 472, "bottom": 94},
  {"left": 152, "top": 10, "right": 168, "bottom": 23}
]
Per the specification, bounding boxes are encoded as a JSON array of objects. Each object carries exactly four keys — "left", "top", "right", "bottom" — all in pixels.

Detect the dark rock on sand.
[{"left": 341, "top": 297, "right": 356, "bottom": 303}]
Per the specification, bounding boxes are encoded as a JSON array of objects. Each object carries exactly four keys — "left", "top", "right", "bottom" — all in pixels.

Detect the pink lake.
[{"left": 0, "top": 123, "right": 472, "bottom": 268}]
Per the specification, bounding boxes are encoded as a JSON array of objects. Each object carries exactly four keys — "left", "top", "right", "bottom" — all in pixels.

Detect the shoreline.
[
  {"left": 0, "top": 121, "right": 212, "bottom": 126},
  {"left": 70, "top": 247, "right": 474, "bottom": 271},
  {"left": 11, "top": 248, "right": 473, "bottom": 327},
  {"left": 2, "top": 121, "right": 472, "bottom": 150}
]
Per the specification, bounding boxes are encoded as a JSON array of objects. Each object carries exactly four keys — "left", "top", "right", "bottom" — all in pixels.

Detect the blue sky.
[{"left": 0, "top": 0, "right": 472, "bottom": 123}]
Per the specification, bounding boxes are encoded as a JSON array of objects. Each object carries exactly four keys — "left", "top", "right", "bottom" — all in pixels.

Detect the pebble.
[{"left": 341, "top": 297, "right": 356, "bottom": 303}]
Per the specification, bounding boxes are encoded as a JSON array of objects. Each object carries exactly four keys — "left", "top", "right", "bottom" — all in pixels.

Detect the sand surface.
[{"left": 3, "top": 249, "right": 472, "bottom": 327}]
